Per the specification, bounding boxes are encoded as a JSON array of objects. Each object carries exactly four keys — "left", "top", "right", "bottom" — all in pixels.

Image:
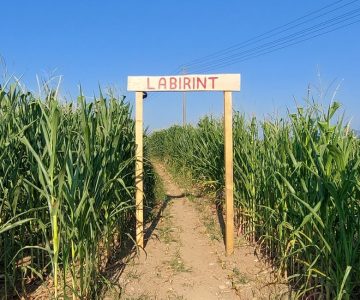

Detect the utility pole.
[{"left": 182, "top": 67, "right": 186, "bottom": 126}]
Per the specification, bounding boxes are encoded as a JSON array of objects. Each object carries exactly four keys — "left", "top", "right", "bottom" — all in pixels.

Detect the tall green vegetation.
[
  {"left": 0, "top": 82, "right": 148, "bottom": 298},
  {"left": 148, "top": 102, "right": 360, "bottom": 299}
]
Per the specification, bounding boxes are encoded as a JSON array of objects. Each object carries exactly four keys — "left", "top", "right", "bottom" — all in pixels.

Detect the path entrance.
[
  {"left": 127, "top": 73, "right": 241, "bottom": 255},
  {"left": 116, "top": 161, "right": 287, "bottom": 299}
]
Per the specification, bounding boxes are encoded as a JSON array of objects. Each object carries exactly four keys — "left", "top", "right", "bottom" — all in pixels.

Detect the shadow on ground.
[
  {"left": 100, "top": 163, "right": 228, "bottom": 298},
  {"left": 144, "top": 192, "right": 184, "bottom": 247},
  {"left": 215, "top": 198, "right": 226, "bottom": 246}
]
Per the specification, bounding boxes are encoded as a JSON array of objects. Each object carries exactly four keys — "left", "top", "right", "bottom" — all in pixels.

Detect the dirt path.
[{"left": 117, "top": 162, "right": 288, "bottom": 299}]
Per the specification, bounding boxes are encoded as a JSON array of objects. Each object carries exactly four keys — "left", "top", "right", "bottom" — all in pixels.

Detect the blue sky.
[{"left": 1, "top": 1, "right": 360, "bottom": 129}]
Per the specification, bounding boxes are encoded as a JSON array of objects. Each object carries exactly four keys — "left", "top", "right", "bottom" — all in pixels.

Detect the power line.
[
  {"left": 180, "top": 0, "right": 356, "bottom": 68},
  {"left": 185, "top": 1, "right": 360, "bottom": 71},
  {"left": 189, "top": 7, "right": 360, "bottom": 73},
  {"left": 177, "top": 0, "right": 359, "bottom": 73},
  {"left": 192, "top": 17, "right": 360, "bottom": 73},
  {"left": 181, "top": 0, "right": 358, "bottom": 69}
]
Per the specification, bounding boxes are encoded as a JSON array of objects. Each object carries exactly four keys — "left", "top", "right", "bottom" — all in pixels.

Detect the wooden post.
[
  {"left": 224, "top": 91, "right": 234, "bottom": 255},
  {"left": 182, "top": 91, "right": 186, "bottom": 126},
  {"left": 135, "top": 91, "right": 144, "bottom": 248}
]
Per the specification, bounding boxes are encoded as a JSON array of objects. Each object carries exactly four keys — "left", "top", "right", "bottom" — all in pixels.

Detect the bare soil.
[{"left": 113, "top": 161, "right": 289, "bottom": 300}]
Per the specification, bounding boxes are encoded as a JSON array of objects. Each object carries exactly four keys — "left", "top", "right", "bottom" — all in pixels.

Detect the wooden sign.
[
  {"left": 128, "top": 73, "right": 241, "bottom": 256},
  {"left": 127, "top": 74, "right": 240, "bottom": 92}
]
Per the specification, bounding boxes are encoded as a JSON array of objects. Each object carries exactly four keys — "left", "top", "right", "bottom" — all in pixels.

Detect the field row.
[
  {"left": 148, "top": 102, "right": 360, "bottom": 299},
  {"left": 0, "top": 84, "right": 154, "bottom": 299}
]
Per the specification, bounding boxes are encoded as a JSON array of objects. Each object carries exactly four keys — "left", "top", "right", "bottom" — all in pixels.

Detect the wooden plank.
[
  {"left": 224, "top": 91, "right": 234, "bottom": 255},
  {"left": 135, "top": 91, "right": 144, "bottom": 248},
  {"left": 182, "top": 91, "right": 186, "bottom": 126},
  {"left": 127, "top": 74, "right": 240, "bottom": 92}
]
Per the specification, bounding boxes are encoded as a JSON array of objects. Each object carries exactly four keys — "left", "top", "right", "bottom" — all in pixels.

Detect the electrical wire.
[
  {"left": 189, "top": 8, "right": 360, "bottom": 73},
  {"left": 178, "top": 0, "right": 359, "bottom": 73},
  {"left": 187, "top": 4, "right": 360, "bottom": 71},
  {"left": 180, "top": 0, "right": 358, "bottom": 70},
  {"left": 192, "top": 17, "right": 360, "bottom": 73}
]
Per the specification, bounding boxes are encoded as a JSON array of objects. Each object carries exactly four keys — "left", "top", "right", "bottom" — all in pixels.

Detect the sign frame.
[{"left": 128, "top": 73, "right": 241, "bottom": 256}]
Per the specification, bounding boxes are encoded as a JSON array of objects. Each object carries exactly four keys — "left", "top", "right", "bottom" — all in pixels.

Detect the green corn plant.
[
  {"left": 0, "top": 81, "right": 156, "bottom": 299},
  {"left": 148, "top": 99, "right": 360, "bottom": 299}
]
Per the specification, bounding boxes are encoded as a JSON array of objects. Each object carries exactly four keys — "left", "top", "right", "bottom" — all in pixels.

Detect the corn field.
[
  {"left": 148, "top": 102, "right": 360, "bottom": 299},
  {"left": 0, "top": 82, "right": 155, "bottom": 298}
]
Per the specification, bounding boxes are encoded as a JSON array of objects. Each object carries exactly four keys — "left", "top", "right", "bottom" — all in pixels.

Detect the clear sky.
[{"left": 1, "top": 0, "right": 360, "bottom": 129}]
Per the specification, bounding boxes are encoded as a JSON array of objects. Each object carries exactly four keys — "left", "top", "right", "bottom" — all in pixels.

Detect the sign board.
[{"left": 127, "top": 74, "right": 240, "bottom": 92}]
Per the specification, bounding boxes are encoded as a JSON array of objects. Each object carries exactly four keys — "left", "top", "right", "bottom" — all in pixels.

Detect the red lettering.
[
  {"left": 169, "top": 77, "right": 177, "bottom": 89},
  {"left": 147, "top": 77, "right": 155, "bottom": 90},
  {"left": 208, "top": 76, "right": 218, "bottom": 89},
  {"left": 184, "top": 77, "right": 191, "bottom": 89},
  {"left": 197, "top": 77, "right": 206, "bottom": 89},
  {"left": 158, "top": 77, "right": 166, "bottom": 89}
]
